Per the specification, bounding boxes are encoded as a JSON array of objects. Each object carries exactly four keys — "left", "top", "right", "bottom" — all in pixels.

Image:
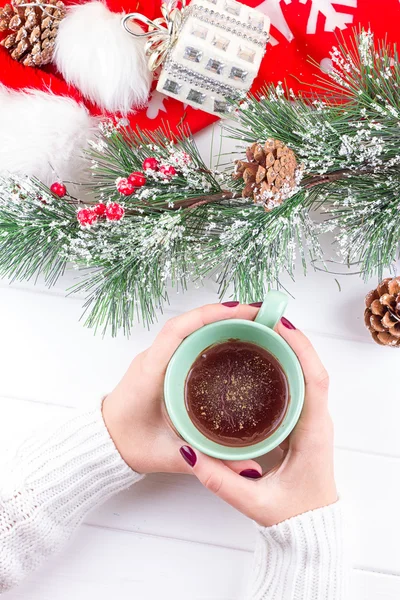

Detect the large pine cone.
[
  {"left": 364, "top": 277, "right": 400, "bottom": 346},
  {"left": 0, "top": 0, "right": 66, "bottom": 67},
  {"left": 233, "top": 139, "right": 299, "bottom": 212}
]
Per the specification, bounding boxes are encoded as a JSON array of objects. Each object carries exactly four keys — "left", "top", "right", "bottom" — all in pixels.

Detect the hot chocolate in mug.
[{"left": 164, "top": 291, "right": 304, "bottom": 460}]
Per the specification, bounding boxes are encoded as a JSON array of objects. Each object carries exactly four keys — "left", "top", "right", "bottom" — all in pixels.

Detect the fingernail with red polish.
[
  {"left": 250, "top": 302, "right": 263, "bottom": 307},
  {"left": 180, "top": 445, "right": 197, "bottom": 467},
  {"left": 281, "top": 317, "right": 296, "bottom": 330},
  {"left": 222, "top": 301, "right": 239, "bottom": 307},
  {"left": 240, "top": 469, "right": 262, "bottom": 479}
]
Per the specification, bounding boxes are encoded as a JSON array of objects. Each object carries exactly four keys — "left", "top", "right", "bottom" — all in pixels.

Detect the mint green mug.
[{"left": 164, "top": 291, "right": 304, "bottom": 460}]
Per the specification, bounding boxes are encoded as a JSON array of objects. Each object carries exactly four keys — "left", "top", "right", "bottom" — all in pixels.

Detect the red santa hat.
[{"left": 1, "top": 0, "right": 399, "bottom": 185}]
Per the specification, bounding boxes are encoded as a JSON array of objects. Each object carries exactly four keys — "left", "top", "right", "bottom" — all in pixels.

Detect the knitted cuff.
[
  {"left": 2, "top": 406, "right": 143, "bottom": 528},
  {"left": 250, "top": 502, "right": 346, "bottom": 600},
  {"left": 0, "top": 407, "right": 143, "bottom": 592}
]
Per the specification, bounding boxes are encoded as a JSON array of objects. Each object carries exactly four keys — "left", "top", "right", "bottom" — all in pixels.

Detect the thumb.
[
  {"left": 179, "top": 445, "right": 258, "bottom": 514},
  {"left": 225, "top": 459, "right": 263, "bottom": 478}
]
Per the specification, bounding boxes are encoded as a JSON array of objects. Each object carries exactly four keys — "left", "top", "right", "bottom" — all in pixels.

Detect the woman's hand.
[
  {"left": 102, "top": 302, "right": 264, "bottom": 475},
  {"left": 179, "top": 318, "right": 338, "bottom": 527}
]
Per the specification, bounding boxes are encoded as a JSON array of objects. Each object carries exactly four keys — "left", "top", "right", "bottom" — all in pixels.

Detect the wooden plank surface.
[
  {"left": 2, "top": 525, "right": 252, "bottom": 600},
  {"left": 2, "top": 523, "right": 399, "bottom": 600}
]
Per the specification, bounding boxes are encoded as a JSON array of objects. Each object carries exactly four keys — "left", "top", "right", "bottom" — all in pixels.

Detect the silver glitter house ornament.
[{"left": 157, "top": 0, "right": 270, "bottom": 116}]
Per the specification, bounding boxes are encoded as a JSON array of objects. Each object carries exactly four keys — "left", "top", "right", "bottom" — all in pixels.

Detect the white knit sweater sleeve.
[
  {"left": 0, "top": 408, "right": 346, "bottom": 598},
  {"left": 0, "top": 407, "right": 142, "bottom": 593},
  {"left": 249, "top": 502, "right": 346, "bottom": 600}
]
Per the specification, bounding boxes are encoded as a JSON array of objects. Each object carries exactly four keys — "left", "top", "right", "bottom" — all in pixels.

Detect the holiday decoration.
[
  {"left": 105, "top": 202, "right": 125, "bottom": 221},
  {"left": 128, "top": 172, "right": 146, "bottom": 187},
  {"left": 365, "top": 278, "right": 400, "bottom": 347},
  {"left": 0, "top": 0, "right": 66, "bottom": 66},
  {"left": 2, "top": 0, "right": 400, "bottom": 188},
  {"left": 159, "top": 164, "right": 177, "bottom": 179},
  {"left": 143, "top": 157, "right": 159, "bottom": 171},
  {"left": 234, "top": 140, "right": 299, "bottom": 211},
  {"left": 0, "top": 87, "right": 97, "bottom": 187},
  {"left": 116, "top": 177, "right": 135, "bottom": 196},
  {"left": 123, "top": 0, "right": 270, "bottom": 116},
  {"left": 50, "top": 181, "right": 66, "bottom": 197},
  {"left": 0, "top": 31, "right": 399, "bottom": 338},
  {"left": 2, "top": 0, "right": 400, "bottom": 176},
  {"left": 93, "top": 203, "right": 106, "bottom": 217},
  {"left": 77, "top": 202, "right": 125, "bottom": 226},
  {"left": 54, "top": 2, "right": 151, "bottom": 113},
  {"left": 77, "top": 207, "right": 97, "bottom": 227}
]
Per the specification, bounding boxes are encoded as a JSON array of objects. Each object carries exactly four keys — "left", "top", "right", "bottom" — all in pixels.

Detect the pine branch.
[
  {"left": 0, "top": 176, "right": 79, "bottom": 286},
  {"left": 68, "top": 210, "right": 207, "bottom": 335},
  {"left": 199, "top": 191, "right": 322, "bottom": 302},
  {"left": 88, "top": 124, "right": 225, "bottom": 209},
  {"left": 1, "top": 31, "right": 398, "bottom": 335},
  {"left": 226, "top": 30, "right": 400, "bottom": 280},
  {"left": 174, "top": 190, "right": 234, "bottom": 210},
  {"left": 78, "top": 122, "right": 320, "bottom": 332},
  {"left": 311, "top": 31, "right": 400, "bottom": 277},
  {"left": 324, "top": 172, "right": 400, "bottom": 279}
]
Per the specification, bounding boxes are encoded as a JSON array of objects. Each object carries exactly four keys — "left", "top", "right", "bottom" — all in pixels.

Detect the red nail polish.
[
  {"left": 250, "top": 302, "right": 263, "bottom": 307},
  {"left": 222, "top": 301, "right": 239, "bottom": 307},
  {"left": 281, "top": 317, "right": 296, "bottom": 330},
  {"left": 180, "top": 445, "right": 197, "bottom": 467},
  {"left": 240, "top": 469, "right": 262, "bottom": 479}
]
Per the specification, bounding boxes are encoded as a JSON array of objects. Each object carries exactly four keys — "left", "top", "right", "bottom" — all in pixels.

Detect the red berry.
[
  {"left": 128, "top": 171, "right": 147, "bottom": 187},
  {"left": 77, "top": 208, "right": 97, "bottom": 226},
  {"left": 93, "top": 203, "right": 107, "bottom": 217},
  {"left": 106, "top": 202, "right": 125, "bottom": 221},
  {"left": 181, "top": 152, "right": 191, "bottom": 165},
  {"left": 116, "top": 177, "right": 135, "bottom": 196},
  {"left": 159, "top": 165, "right": 177, "bottom": 179},
  {"left": 142, "top": 157, "right": 159, "bottom": 171},
  {"left": 50, "top": 182, "right": 67, "bottom": 197}
]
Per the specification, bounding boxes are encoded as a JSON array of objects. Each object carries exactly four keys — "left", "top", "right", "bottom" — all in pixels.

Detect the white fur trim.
[
  {"left": 54, "top": 2, "right": 152, "bottom": 114},
  {"left": 0, "top": 85, "right": 97, "bottom": 188}
]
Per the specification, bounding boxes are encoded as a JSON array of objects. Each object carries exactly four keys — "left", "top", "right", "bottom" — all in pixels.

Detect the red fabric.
[{"left": 1, "top": 0, "right": 400, "bottom": 135}]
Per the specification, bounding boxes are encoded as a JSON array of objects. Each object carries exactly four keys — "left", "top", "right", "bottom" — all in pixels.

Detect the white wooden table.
[{"left": 1, "top": 124, "right": 400, "bottom": 599}]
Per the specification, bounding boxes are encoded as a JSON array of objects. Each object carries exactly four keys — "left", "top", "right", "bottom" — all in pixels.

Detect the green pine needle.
[{"left": 0, "top": 30, "right": 399, "bottom": 335}]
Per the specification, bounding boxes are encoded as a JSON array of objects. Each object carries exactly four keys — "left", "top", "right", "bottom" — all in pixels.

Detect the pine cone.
[
  {"left": 364, "top": 277, "right": 400, "bottom": 346},
  {"left": 0, "top": 0, "right": 66, "bottom": 67},
  {"left": 233, "top": 139, "right": 299, "bottom": 212}
]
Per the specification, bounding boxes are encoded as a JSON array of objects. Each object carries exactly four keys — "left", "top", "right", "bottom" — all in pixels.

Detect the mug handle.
[{"left": 255, "top": 290, "right": 288, "bottom": 329}]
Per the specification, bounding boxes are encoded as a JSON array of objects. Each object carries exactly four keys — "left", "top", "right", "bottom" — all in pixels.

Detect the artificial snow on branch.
[{"left": 0, "top": 30, "right": 398, "bottom": 336}]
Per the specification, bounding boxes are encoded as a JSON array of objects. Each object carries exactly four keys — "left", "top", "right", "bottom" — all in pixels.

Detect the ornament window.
[
  {"left": 187, "top": 89, "right": 206, "bottom": 104},
  {"left": 183, "top": 46, "right": 203, "bottom": 62}
]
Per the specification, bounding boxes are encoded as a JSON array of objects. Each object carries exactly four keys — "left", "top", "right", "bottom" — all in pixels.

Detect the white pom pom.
[
  {"left": 54, "top": 2, "right": 152, "bottom": 114},
  {"left": 0, "top": 85, "right": 97, "bottom": 188}
]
